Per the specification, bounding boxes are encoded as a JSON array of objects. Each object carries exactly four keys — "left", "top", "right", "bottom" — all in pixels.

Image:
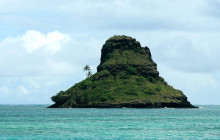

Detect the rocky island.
[{"left": 49, "top": 35, "right": 195, "bottom": 108}]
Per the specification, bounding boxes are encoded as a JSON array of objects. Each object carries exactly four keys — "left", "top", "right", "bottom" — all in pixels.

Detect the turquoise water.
[{"left": 0, "top": 105, "right": 220, "bottom": 139}]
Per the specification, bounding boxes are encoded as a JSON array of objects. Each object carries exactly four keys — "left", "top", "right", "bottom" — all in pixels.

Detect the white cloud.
[
  {"left": 0, "top": 30, "right": 76, "bottom": 77},
  {"left": 0, "top": 30, "right": 103, "bottom": 104},
  {"left": 22, "top": 30, "right": 70, "bottom": 53}
]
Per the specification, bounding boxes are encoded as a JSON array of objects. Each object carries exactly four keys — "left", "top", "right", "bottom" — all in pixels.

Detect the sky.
[{"left": 0, "top": 0, "right": 220, "bottom": 105}]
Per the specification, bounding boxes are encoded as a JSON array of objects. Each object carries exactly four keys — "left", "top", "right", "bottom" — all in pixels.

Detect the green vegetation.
[
  {"left": 156, "top": 85, "right": 162, "bottom": 92},
  {"left": 147, "top": 76, "right": 156, "bottom": 83},
  {"left": 127, "top": 67, "right": 137, "bottom": 75},
  {"left": 49, "top": 35, "right": 195, "bottom": 108},
  {"left": 144, "top": 88, "right": 155, "bottom": 95}
]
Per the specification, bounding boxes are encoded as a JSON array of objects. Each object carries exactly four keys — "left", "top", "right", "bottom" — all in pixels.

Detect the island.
[{"left": 49, "top": 35, "right": 196, "bottom": 108}]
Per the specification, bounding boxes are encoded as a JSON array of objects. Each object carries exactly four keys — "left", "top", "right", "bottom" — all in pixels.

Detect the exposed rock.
[
  {"left": 49, "top": 35, "right": 196, "bottom": 108},
  {"left": 97, "top": 35, "right": 159, "bottom": 77}
]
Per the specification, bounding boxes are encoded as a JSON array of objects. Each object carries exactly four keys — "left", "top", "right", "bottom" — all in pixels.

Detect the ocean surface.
[{"left": 0, "top": 105, "right": 219, "bottom": 139}]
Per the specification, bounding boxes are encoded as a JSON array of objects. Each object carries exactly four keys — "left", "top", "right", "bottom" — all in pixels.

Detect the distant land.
[{"left": 49, "top": 35, "right": 195, "bottom": 108}]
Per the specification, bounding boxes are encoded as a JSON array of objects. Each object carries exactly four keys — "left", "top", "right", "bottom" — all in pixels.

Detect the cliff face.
[
  {"left": 97, "top": 36, "right": 159, "bottom": 78},
  {"left": 49, "top": 35, "right": 195, "bottom": 108}
]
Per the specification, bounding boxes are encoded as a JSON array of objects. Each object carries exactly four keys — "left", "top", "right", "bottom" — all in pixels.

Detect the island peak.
[{"left": 49, "top": 35, "right": 195, "bottom": 108}]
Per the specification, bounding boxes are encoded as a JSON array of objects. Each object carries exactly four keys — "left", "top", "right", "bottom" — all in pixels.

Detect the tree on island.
[
  {"left": 83, "top": 65, "right": 92, "bottom": 77},
  {"left": 88, "top": 71, "right": 92, "bottom": 77}
]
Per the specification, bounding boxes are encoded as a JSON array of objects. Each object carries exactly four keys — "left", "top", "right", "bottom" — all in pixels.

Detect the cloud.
[
  {"left": 2, "top": 0, "right": 219, "bottom": 36},
  {"left": 55, "top": 0, "right": 220, "bottom": 32},
  {"left": 22, "top": 30, "right": 70, "bottom": 53},
  {"left": 0, "top": 29, "right": 102, "bottom": 77},
  {"left": 0, "top": 30, "right": 103, "bottom": 104},
  {"left": 150, "top": 32, "right": 220, "bottom": 73},
  {"left": 0, "top": 30, "right": 75, "bottom": 77}
]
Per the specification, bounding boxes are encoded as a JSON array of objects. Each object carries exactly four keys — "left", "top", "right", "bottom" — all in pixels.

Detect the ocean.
[{"left": 0, "top": 105, "right": 219, "bottom": 139}]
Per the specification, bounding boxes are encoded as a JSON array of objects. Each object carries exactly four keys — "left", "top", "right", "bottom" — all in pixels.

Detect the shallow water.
[{"left": 0, "top": 105, "right": 220, "bottom": 139}]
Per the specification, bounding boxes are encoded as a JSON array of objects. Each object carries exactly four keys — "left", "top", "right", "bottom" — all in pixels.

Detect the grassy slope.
[{"left": 51, "top": 69, "right": 188, "bottom": 108}]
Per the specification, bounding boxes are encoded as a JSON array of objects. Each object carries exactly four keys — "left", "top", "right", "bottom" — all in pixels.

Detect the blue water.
[{"left": 0, "top": 105, "right": 220, "bottom": 139}]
